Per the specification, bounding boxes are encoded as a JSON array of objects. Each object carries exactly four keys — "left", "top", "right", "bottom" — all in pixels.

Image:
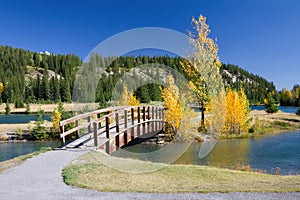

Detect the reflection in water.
[
  {"left": 114, "top": 131, "right": 300, "bottom": 175},
  {"left": 175, "top": 139, "right": 250, "bottom": 169},
  {"left": 0, "top": 141, "right": 60, "bottom": 162}
]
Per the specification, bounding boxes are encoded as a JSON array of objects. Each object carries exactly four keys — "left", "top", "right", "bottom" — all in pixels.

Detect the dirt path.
[{"left": 0, "top": 150, "right": 299, "bottom": 200}]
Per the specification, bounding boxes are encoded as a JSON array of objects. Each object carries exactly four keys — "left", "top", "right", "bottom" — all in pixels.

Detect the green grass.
[
  {"left": 0, "top": 147, "right": 51, "bottom": 173},
  {"left": 62, "top": 151, "right": 300, "bottom": 193}
]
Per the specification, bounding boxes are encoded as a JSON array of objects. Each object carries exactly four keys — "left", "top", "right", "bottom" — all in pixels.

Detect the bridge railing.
[{"left": 59, "top": 105, "right": 164, "bottom": 146}]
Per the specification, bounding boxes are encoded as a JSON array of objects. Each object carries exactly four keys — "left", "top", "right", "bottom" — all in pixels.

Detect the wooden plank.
[
  {"left": 138, "top": 107, "right": 141, "bottom": 123},
  {"left": 105, "top": 116, "right": 110, "bottom": 139},
  {"left": 75, "top": 120, "right": 79, "bottom": 138},
  {"left": 131, "top": 107, "right": 134, "bottom": 125},
  {"left": 124, "top": 110, "right": 128, "bottom": 145},
  {"left": 143, "top": 106, "right": 146, "bottom": 121},
  {"left": 88, "top": 116, "right": 91, "bottom": 134},
  {"left": 115, "top": 112, "right": 119, "bottom": 133},
  {"left": 60, "top": 122, "right": 90, "bottom": 138},
  {"left": 93, "top": 122, "right": 98, "bottom": 146},
  {"left": 60, "top": 106, "right": 128, "bottom": 126}
]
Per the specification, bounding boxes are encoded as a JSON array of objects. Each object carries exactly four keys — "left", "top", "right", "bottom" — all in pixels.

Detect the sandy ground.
[
  {"left": 0, "top": 103, "right": 74, "bottom": 113},
  {"left": 250, "top": 109, "right": 300, "bottom": 126},
  {"left": 0, "top": 103, "right": 98, "bottom": 136}
]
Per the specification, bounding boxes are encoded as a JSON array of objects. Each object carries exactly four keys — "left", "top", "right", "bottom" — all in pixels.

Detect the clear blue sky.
[{"left": 1, "top": 0, "right": 299, "bottom": 90}]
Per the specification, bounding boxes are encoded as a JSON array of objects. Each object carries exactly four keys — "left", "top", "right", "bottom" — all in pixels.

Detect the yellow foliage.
[
  {"left": 223, "top": 89, "right": 249, "bottom": 135},
  {"left": 161, "top": 75, "right": 182, "bottom": 129},
  {"left": 116, "top": 84, "right": 140, "bottom": 106},
  {"left": 180, "top": 14, "right": 224, "bottom": 128},
  {"left": 51, "top": 109, "right": 62, "bottom": 132},
  {"left": 0, "top": 82, "right": 4, "bottom": 93},
  {"left": 128, "top": 92, "right": 140, "bottom": 106},
  {"left": 205, "top": 90, "right": 226, "bottom": 137},
  {"left": 295, "top": 87, "right": 299, "bottom": 100}
]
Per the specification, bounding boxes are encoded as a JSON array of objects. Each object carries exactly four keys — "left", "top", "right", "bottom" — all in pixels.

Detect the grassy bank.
[
  {"left": 219, "top": 110, "right": 300, "bottom": 139},
  {"left": 62, "top": 151, "right": 300, "bottom": 193},
  {"left": 0, "top": 148, "right": 50, "bottom": 173}
]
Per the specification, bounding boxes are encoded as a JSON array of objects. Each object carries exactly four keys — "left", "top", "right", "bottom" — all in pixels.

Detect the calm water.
[
  {"left": 0, "top": 141, "right": 60, "bottom": 162},
  {"left": 0, "top": 114, "right": 51, "bottom": 124},
  {"left": 251, "top": 105, "right": 298, "bottom": 114},
  {"left": 113, "top": 131, "right": 300, "bottom": 175}
]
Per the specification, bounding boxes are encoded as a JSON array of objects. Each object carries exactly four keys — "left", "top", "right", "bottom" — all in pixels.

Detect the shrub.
[
  {"left": 296, "top": 107, "right": 300, "bottom": 116},
  {"left": 5, "top": 102, "right": 10, "bottom": 115},
  {"left": 265, "top": 97, "right": 278, "bottom": 114}
]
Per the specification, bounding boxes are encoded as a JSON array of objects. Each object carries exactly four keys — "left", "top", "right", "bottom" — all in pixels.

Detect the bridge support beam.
[{"left": 93, "top": 122, "right": 98, "bottom": 147}]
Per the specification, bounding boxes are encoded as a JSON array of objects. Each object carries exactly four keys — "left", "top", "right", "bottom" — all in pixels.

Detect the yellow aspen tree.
[
  {"left": 205, "top": 89, "right": 226, "bottom": 137},
  {"left": 161, "top": 75, "right": 182, "bottom": 130},
  {"left": 51, "top": 109, "right": 62, "bottom": 132},
  {"left": 238, "top": 89, "right": 250, "bottom": 133},
  {"left": 180, "top": 15, "right": 224, "bottom": 129},
  {"left": 116, "top": 84, "right": 140, "bottom": 106},
  {"left": 223, "top": 89, "right": 249, "bottom": 135},
  {"left": 0, "top": 82, "right": 4, "bottom": 93},
  {"left": 128, "top": 92, "right": 140, "bottom": 106}
]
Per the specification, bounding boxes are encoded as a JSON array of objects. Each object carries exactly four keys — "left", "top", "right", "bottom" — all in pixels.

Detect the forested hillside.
[
  {"left": 220, "top": 64, "right": 277, "bottom": 105},
  {"left": 0, "top": 45, "right": 279, "bottom": 107},
  {"left": 0, "top": 45, "right": 81, "bottom": 106}
]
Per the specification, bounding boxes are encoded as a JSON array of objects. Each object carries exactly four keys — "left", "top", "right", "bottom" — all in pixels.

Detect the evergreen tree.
[
  {"left": 42, "top": 68, "right": 51, "bottom": 101},
  {"left": 135, "top": 85, "right": 151, "bottom": 103},
  {"left": 296, "top": 106, "right": 300, "bottom": 116},
  {"left": 25, "top": 102, "right": 30, "bottom": 114},
  {"left": 32, "top": 110, "right": 47, "bottom": 140},
  {"left": 5, "top": 101, "right": 10, "bottom": 115},
  {"left": 60, "top": 79, "right": 71, "bottom": 102},
  {"left": 265, "top": 96, "right": 279, "bottom": 114}
]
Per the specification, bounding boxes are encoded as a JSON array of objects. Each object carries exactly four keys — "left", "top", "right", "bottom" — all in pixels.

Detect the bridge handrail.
[
  {"left": 59, "top": 106, "right": 127, "bottom": 126},
  {"left": 59, "top": 105, "right": 164, "bottom": 145}
]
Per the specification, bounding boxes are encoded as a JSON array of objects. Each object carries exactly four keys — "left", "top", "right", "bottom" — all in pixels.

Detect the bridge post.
[
  {"left": 60, "top": 125, "right": 65, "bottom": 145},
  {"left": 131, "top": 108, "right": 134, "bottom": 125},
  {"left": 93, "top": 122, "right": 98, "bottom": 147},
  {"left": 124, "top": 110, "right": 128, "bottom": 145},
  {"left": 147, "top": 106, "right": 150, "bottom": 133},
  {"left": 105, "top": 116, "right": 110, "bottom": 139},
  {"left": 88, "top": 116, "right": 91, "bottom": 134},
  {"left": 75, "top": 120, "right": 80, "bottom": 138},
  {"left": 130, "top": 107, "right": 134, "bottom": 140},
  {"left": 142, "top": 106, "right": 146, "bottom": 135},
  {"left": 152, "top": 107, "right": 155, "bottom": 132},
  {"left": 115, "top": 112, "right": 119, "bottom": 133},
  {"left": 162, "top": 108, "right": 165, "bottom": 131},
  {"left": 155, "top": 107, "right": 158, "bottom": 131},
  {"left": 137, "top": 107, "right": 141, "bottom": 137},
  {"left": 158, "top": 108, "right": 162, "bottom": 130}
]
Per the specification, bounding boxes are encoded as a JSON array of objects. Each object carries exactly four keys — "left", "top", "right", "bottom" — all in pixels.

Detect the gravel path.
[{"left": 0, "top": 150, "right": 299, "bottom": 200}]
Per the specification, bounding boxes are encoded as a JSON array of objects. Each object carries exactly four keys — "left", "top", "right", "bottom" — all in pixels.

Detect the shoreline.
[
  {"left": 0, "top": 102, "right": 99, "bottom": 114},
  {"left": 1, "top": 109, "right": 299, "bottom": 141}
]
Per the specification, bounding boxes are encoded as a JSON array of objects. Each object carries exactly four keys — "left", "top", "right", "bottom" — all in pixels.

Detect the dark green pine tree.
[
  {"left": 265, "top": 96, "right": 279, "bottom": 114},
  {"left": 42, "top": 68, "right": 51, "bottom": 101},
  {"left": 148, "top": 83, "right": 162, "bottom": 101},
  {"left": 60, "top": 78, "right": 71, "bottom": 102},
  {"left": 135, "top": 85, "right": 151, "bottom": 103},
  {"left": 296, "top": 106, "right": 300, "bottom": 116},
  {"left": 52, "top": 74, "right": 61, "bottom": 102}
]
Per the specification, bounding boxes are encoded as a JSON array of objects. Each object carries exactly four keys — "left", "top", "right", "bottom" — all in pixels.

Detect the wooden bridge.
[{"left": 59, "top": 106, "right": 165, "bottom": 154}]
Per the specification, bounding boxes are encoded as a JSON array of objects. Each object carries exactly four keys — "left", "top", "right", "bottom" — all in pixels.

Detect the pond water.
[
  {"left": 0, "top": 141, "right": 60, "bottom": 162},
  {"left": 113, "top": 130, "right": 300, "bottom": 175},
  {"left": 0, "top": 114, "right": 51, "bottom": 124},
  {"left": 251, "top": 106, "right": 298, "bottom": 114}
]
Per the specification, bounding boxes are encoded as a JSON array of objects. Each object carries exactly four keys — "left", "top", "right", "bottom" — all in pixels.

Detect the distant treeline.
[{"left": 1, "top": 45, "right": 298, "bottom": 107}]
